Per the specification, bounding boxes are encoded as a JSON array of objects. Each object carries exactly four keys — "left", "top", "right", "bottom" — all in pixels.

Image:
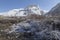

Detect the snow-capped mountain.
[
  {"left": 46, "top": 3, "right": 60, "bottom": 16},
  {"left": 0, "top": 5, "right": 45, "bottom": 17},
  {"left": 25, "top": 5, "right": 44, "bottom": 15}
]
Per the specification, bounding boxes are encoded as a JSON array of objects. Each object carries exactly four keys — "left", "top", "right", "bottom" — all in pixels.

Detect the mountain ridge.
[
  {"left": 0, "top": 5, "right": 46, "bottom": 17},
  {"left": 46, "top": 3, "right": 60, "bottom": 16}
]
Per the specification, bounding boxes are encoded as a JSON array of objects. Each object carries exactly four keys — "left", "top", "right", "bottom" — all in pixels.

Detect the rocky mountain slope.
[
  {"left": 1, "top": 18, "right": 60, "bottom": 40},
  {"left": 46, "top": 3, "right": 60, "bottom": 16}
]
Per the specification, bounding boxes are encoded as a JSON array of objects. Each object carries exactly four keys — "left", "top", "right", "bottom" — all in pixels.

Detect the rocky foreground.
[{"left": 0, "top": 16, "right": 60, "bottom": 40}]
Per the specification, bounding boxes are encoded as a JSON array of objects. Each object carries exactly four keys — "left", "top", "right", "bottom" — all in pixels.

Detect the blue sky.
[{"left": 0, "top": 0, "right": 60, "bottom": 12}]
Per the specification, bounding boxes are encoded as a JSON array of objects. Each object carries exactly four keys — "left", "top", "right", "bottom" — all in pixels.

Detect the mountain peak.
[{"left": 25, "top": 5, "right": 43, "bottom": 15}]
